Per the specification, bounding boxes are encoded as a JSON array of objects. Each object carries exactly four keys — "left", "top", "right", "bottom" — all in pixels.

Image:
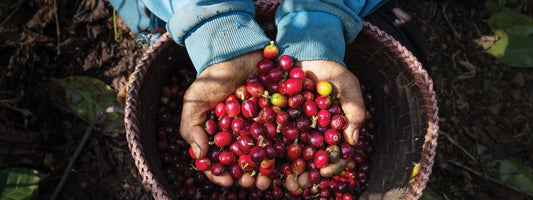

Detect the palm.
[{"left": 180, "top": 51, "right": 268, "bottom": 188}]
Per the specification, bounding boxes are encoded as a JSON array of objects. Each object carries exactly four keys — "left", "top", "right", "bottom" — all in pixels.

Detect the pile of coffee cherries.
[{"left": 156, "top": 42, "right": 376, "bottom": 199}]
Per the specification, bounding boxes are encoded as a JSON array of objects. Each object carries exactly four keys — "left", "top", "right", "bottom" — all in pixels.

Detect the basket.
[{"left": 125, "top": 15, "right": 439, "bottom": 200}]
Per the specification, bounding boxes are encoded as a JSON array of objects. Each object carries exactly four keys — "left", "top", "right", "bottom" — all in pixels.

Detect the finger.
[
  {"left": 284, "top": 174, "right": 300, "bottom": 192},
  {"left": 297, "top": 172, "right": 311, "bottom": 188},
  {"left": 204, "top": 171, "right": 233, "bottom": 188},
  {"left": 320, "top": 159, "right": 348, "bottom": 178},
  {"left": 337, "top": 76, "right": 365, "bottom": 146},
  {"left": 238, "top": 173, "right": 255, "bottom": 188},
  {"left": 255, "top": 173, "right": 272, "bottom": 191},
  {"left": 180, "top": 84, "right": 211, "bottom": 159}
]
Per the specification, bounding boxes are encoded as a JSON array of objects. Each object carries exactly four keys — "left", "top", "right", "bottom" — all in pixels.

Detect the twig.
[
  {"left": 53, "top": 0, "right": 61, "bottom": 55},
  {"left": 449, "top": 160, "right": 533, "bottom": 199},
  {"left": 113, "top": 9, "right": 118, "bottom": 41},
  {"left": 438, "top": 131, "right": 477, "bottom": 162},
  {"left": 471, "top": 10, "right": 482, "bottom": 37},
  {"left": 50, "top": 107, "right": 125, "bottom": 200},
  {"left": 442, "top": 5, "right": 462, "bottom": 40},
  {"left": 0, "top": 0, "right": 25, "bottom": 27}
]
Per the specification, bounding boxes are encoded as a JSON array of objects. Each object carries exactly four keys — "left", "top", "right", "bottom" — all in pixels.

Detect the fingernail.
[
  {"left": 193, "top": 143, "right": 202, "bottom": 159},
  {"left": 352, "top": 130, "right": 359, "bottom": 145}
]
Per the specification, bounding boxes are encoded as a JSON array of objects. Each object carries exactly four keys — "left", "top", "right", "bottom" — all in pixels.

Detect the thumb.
[
  {"left": 339, "top": 94, "right": 365, "bottom": 146},
  {"left": 180, "top": 87, "right": 211, "bottom": 159},
  {"left": 181, "top": 125, "right": 209, "bottom": 159},
  {"left": 320, "top": 159, "right": 348, "bottom": 178}
]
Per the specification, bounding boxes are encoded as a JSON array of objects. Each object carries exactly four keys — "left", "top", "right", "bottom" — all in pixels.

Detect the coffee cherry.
[
  {"left": 289, "top": 67, "right": 306, "bottom": 80},
  {"left": 286, "top": 141, "right": 302, "bottom": 161},
  {"left": 284, "top": 78, "right": 303, "bottom": 95},
  {"left": 238, "top": 155, "right": 256, "bottom": 171},
  {"left": 315, "top": 95, "right": 332, "bottom": 110},
  {"left": 195, "top": 157, "right": 211, "bottom": 171},
  {"left": 250, "top": 146, "right": 267, "bottom": 163},
  {"left": 326, "top": 144, "right": 341, "bottom": 163},
  {"left": 205, "top": 119, "right": 217, "bottom": 135},
  {"left": 308, "top": 131, "right": 325, "bottom": 149},
  {"left": 214, "top": 131, "right": 232, "bottom": 147},
  {"left": 303, "top": 101, "right": 318, "bottom": 117},
  {"left": 268, "top": 68, "right": 283, "bottom": 83},
  {"left": 210, "top": 162, "right": 225, "bottom": 176},
  {"left": 308, "top": 169, "right": 321, "bottom": 184},
  {"left": 313, "top": 150, "right": 329, "bottom": 169},
  {"left": 229, "top": 164, "right": 243, "bottom": 179},
  {"left": 288, "top": 94, "right": 305, "bottom": 108},
  {"left": 218, "top": 114, "right": 232, "bottom": 131},
  {"left": 278, "top": 55, "right": 293, "bottom": 71},
  {"left": 339, "top": 142, "right": 355, "bottom": 159},
  {"left": 219, "top": 151, "right": 236, "bottom": 165},
  {"left": 281, "top": 124, "right": 299, "bottom": 142},
  {"left": 247, "top": 82, "right": 265, "bottom": 98},
  {"left": 302, "top": 146, "right": 315, "bottom": 161},
  {"left": 316, "top": 81, "right": 333, "bottom": 96},
  {"left": 242, "top": 100, "right": 258, "bottom": 118},
  {"left": 257, "top": 59, "right": 275, "bottom": 73},
  {"left": 271, "top": 93, "right": 287, "bottom": 107},
  {"left": 263, "top": 41, "right": 279, "bottom": 59},
  {"left": 330, "top": 114, "right": 347, "bottom": 130},
  {"left": 324, "top": 129, "right": 340, "bottom": 145},
  {"left": 317, "top": 110, "right": 331, "bottom": 128}
]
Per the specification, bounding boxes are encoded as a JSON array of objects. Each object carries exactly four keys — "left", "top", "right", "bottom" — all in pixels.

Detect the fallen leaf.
[
  {"left": 73, "top": 0, "right": 109, "bottom": 24},
  {"left": 0, "top": 168, "right": 48, "bottom": 200},
  {"left": 53, "top": 76, "right": 122, "bottom": 123},
  {"left": 26, "top": 4, "right": 55, "bottom": 31},
  {"left": 82, "top": 41, "right": 113, "bottom": 71}
]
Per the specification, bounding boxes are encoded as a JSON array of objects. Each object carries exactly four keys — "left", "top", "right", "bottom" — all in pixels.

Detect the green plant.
[{"left": 485, "top": 0, "right": 533, "bottom": 68}]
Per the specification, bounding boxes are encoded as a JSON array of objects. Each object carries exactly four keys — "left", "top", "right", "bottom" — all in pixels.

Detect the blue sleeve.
[
  {"left": 275, "top": 0, "right": 388, "bottom": 66},
  {"left": 108, "top": 0, "right": 151, "bottom": 33},
  {"left": 140, "top": 0, "right": 270, "bottom": 75}
]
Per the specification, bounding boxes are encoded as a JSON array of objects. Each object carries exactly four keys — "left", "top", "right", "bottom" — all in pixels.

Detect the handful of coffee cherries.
[{"left": 157, "top": 41, "right": 375, "bottom": 200}]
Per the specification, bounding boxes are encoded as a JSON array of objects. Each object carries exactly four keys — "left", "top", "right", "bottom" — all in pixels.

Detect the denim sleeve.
[
  {"left": 140, "top": 0, "right": 270, "bottom": 75},
  {"left": 275, "top": 0, "right": 388, "bottom": 65}
]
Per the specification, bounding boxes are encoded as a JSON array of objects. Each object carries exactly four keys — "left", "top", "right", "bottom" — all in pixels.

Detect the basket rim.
[
  {"left": 124, "top": 21, "right": 439, "bottom": 200},
  {"left": 359, "top": 21, "right": 439, "bottom": 200}
]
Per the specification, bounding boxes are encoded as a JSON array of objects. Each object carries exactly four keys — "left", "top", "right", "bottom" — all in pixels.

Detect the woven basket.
[{"left": 125, "top": 12, "right": 439, "bottom": 200}]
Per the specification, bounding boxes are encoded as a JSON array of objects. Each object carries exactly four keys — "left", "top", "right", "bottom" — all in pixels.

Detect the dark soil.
[{"left": 0, "top": 0, "right": 532, "bottom": 200}]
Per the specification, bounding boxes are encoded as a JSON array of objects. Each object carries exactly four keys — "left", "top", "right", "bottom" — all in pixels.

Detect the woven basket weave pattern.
[{"left": 125, "top": 17, "right": 439, "bottom": 200}]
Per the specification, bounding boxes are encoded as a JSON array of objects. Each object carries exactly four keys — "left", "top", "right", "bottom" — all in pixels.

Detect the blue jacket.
[{"left": 110, "top": 0, "right": 387, "bottom": 75}]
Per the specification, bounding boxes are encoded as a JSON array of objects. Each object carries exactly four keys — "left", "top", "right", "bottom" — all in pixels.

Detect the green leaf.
[
  {"left": 487, "top": 156, "right": 533, "bottom": 195},
  {"left": 487, "top": 8, "right": 533, "bottom": 35},
  {"left": 0, "top": 168, "right": 48, "bottom": 200},
  {"left": 54, "top": 76, "right": 122, "bottom": 122},
  {"left": 485, "top": 0, "right": 506, "bottom": 12},
  {"left": 486, "top": 32, "right": 533, "bottom": 68},
  {"left": 485, "top": 8, "right": 533, "bottom": 68}
]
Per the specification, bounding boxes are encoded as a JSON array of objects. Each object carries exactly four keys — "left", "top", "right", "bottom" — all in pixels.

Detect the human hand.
[
  {"left": 180, "top": 50, "right": 272, "bottom": 189},
  {"left": 283, "top": 60, "right": 365, "bottom": 193},
  {"left": 284, "top": 159, "right": 349, "bottom": 193},
  {"left": 299, "top": 60, "right": 366, "bottom": 146}
]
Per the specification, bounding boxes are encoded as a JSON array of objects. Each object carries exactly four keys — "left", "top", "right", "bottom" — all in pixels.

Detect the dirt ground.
[{"left": 0, "top": 0, "right": 532, "bottom": 200}]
